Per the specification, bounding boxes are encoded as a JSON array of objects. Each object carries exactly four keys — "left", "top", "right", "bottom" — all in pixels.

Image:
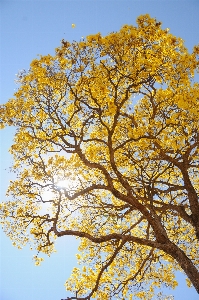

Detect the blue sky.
[{"left": 0, "top": 1, "right": 199, "bottom": 299}]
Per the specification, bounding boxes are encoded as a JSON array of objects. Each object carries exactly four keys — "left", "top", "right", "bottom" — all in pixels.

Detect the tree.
[{"left": 0, "top": 14, "right": 199, "bottom": 299}]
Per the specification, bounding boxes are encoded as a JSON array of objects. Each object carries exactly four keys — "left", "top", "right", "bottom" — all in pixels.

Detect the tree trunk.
[{"left": 163, "top": 241, "right": 199, "bottom": 293}]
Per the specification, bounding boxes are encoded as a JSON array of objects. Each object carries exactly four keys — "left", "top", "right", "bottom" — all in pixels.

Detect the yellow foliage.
[{"left": 0, "top": 14, "right": 199, "bottom": 299}]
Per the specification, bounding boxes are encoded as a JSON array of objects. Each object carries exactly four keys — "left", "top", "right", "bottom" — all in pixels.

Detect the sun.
[
  {"left": 54, "top": 173, "right": 81, "bottom": 191},
  {"left": 38, "top": 179, "right": 68, "bottom": 212},
  {"left": 56, "top": 179, "right": 72, "bottom": 190},
  {"left": 38, "top": 175, "right": 80, "bottom": 215}
]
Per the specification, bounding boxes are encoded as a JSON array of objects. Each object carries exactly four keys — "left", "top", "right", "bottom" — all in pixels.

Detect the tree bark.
[{"left": 163, "top": 241, "right": 199, "bottom": 293}]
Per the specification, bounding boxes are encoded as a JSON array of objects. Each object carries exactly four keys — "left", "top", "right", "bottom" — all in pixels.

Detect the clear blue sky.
[{"left": 0, "top": 1, "right": 199, "bottom": 299}]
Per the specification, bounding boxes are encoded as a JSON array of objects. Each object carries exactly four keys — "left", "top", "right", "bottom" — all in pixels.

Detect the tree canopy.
[{"left": 0, "top": 14, "right": 199, "bottom": 299}]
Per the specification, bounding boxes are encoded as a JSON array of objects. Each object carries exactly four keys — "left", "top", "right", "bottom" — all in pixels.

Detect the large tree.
[{"left": 0, "top": 14, "right": 199, "bottom": 299}]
